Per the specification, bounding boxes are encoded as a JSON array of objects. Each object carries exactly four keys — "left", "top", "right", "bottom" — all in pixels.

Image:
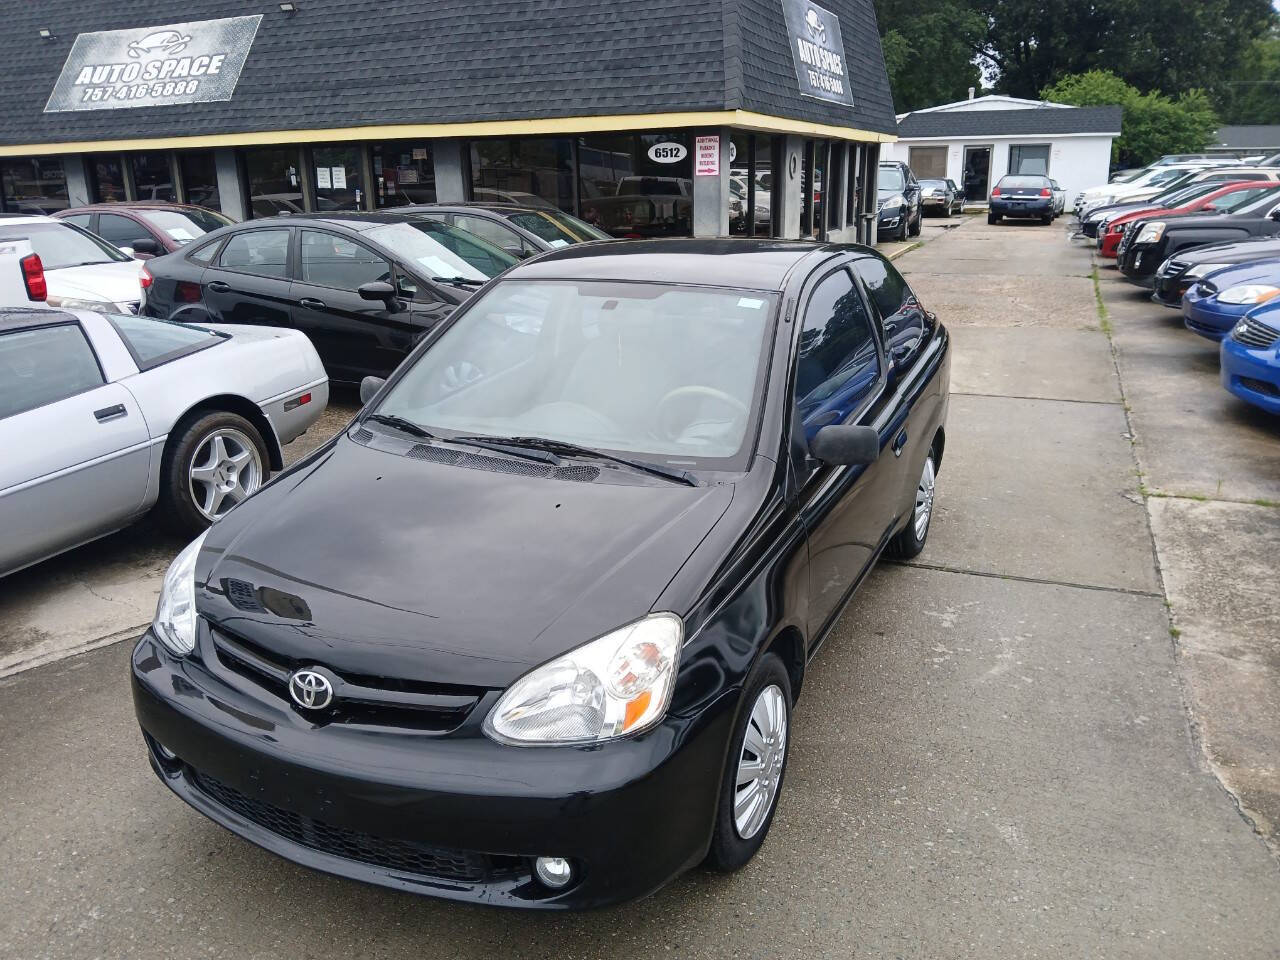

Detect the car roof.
[
  {"left": 0, "top": 308, "right": 78, "bottom": 332},
  {"left": 506, "top": 237, "right": 857, "bottom": 291},
  {"left": 389, "top": 202, "right": 537, "bottom": 214},
  {"left": 57, "top": 202, "right": 218, "bottom": 214},
  {"left": 0, "top": 214, "right": 58, "bottom": 225},
  {"left": 281, "top": 212, "right": 430, "bottom": 232}
]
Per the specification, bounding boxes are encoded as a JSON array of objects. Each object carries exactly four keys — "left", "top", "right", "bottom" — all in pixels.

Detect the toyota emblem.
[{"left": 288, "top": 669, "right": 334, "bottom": 709}]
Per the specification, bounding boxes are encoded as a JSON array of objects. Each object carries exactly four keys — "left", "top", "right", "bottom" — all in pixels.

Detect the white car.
[
  {"left": 1075, "top": 164, "right": 1213, "bottom": 217},
  {"left": 0, "top": 306, "right": 329, "bottom": 577},
  {"left": 0, "top": 215, "right": 147, "bottom": 313}
]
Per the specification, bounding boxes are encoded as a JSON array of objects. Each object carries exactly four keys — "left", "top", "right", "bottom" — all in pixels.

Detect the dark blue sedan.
[
  {"left": 1183, "top": 258, "right": 1280, "bottom": 341},
  {"left": 1221, "top": 298, "right": 1280, "bottom": 414},
  {"left": 988, "top": 175, "right": 1055, "bottom": 225}
]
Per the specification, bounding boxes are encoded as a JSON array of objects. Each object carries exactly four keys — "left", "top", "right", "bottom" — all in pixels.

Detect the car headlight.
[
  {"left": 1184, "top": 262, "right": 1229, "bottom": 279},
  {"left": 45, "top": 296, "right": 124, "bottom": 313},
  {"left": 153, "top": 531, "right": 208, "bottom": 656},
  {"left": 483, "top": 613, "right": 683, "bottom": 745},
  {"left": 1136, "top": 221, "right": 1166, "bottom": 244},
  {"left": 1218, "top": 284, "right": 1280, "bottom": 305},
  {"left": 880, "top": 194, "right": 905, "bottom": 209}
]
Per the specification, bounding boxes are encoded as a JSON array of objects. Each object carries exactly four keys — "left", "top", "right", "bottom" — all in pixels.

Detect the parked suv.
[
  {"left": 877, "top": 161, "right": 922, "bottom": 241},
  {"left": 54, "top": 203, "right": 233, "bottom": 259},
  {"left": 141, "top": 212, "right": 519, "bottom": 382}
]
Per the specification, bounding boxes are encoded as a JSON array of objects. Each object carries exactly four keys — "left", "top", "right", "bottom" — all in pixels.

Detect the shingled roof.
[
  {"left": 897, "top": 106, "right": 1123, "bottom": 140},
  {"left": 0, "top": 0, "right": 898, "bottom": 149}
]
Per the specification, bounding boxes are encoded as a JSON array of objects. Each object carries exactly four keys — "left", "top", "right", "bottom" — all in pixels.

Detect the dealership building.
[{"left": 0, "top": 0, "right": 897, "bottom": 244}]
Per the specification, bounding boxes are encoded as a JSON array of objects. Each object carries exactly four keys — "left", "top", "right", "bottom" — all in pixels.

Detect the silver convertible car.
[{"left": 0, "top": 308, "right": 328, "bottom": 577}]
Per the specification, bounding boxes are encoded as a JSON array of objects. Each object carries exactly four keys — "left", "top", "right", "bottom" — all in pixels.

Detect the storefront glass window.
[
  {"left": 372, "top": 141, "right": 435, "bottom": 207},
  {"left": 469, "top": 138, "right": 572, "bottom": 212},
  {"left": 89, "top": 154, "right": 127, "bottom": 203},
  {"left": 244, "top": 147, "right": 302, "bottom": 218},
  {"left": 178, "top": 151, "right": 220, "bottom": 211},
  {"left": 131, "top": 152, "right": 176, "bottom": 202},
  {"left": 729, "top": 133, "right": 751, "bottom": 236},
  {"left": 1, "top": 157, "right": 69, "bottom": 213},
  {"left": 577, "top": 132, "right": 692, "bottom": 238},
  {"left": 812, "top": 141, "right": 827, "bottom": 239},
  {"left": 313, "top": 145, "right": 365, "bottom": 211}
]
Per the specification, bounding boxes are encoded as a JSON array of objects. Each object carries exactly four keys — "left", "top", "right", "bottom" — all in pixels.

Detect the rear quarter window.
[{"left": 106, "top": 313, "right": 222, "bottom": 370}]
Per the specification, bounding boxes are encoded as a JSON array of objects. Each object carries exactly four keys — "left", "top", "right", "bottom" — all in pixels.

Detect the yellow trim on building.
[{"left": 0, "top": 109, "right": 896, "bottom": 157}]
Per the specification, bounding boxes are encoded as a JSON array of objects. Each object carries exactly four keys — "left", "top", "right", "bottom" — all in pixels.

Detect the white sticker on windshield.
[
  {"left": 166, "top": 227, "right": 195, "bottom": 241},
  {"left": 548, "top": 239, "right": 570, "bottom": 248},
  {"left": 738, "top": 297, "right": 765, "bottom": 309},
  {"left": 415, "top": 255, "right": 454, "bottom": 276}
]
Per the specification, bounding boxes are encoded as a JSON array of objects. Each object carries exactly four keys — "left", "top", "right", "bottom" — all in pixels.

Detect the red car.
[
  {"left": 53, "top": 202, "right": 233, "bottom": 260},
  {"left": 1099, "top": 181, "right": 1279, "bottom": 258}
]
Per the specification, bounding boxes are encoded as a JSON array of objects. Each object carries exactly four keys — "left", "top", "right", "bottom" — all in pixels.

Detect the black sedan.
[
  {"left": 386, "top": 202, "right": 611, "bottom": 258},
  {"left": 132, "top": 238, "right": 951, "bottom": 909},
  {"left": 141, "top": 212, "right": 519, "bottom": 382},
  {"left": 1147, "top": 235, "right": 1280, "bottom": 307},
  {"left": 988, "top": 175, "right": 1056, "bottom": 225},
  {"left": 1119, "top": 186, "right": 1280, "bottom": 290}
]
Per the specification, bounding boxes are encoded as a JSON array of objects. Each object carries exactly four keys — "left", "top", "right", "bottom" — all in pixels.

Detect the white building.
[{"left": 882, "top": 95, "right": 1122, "bottom": 212}]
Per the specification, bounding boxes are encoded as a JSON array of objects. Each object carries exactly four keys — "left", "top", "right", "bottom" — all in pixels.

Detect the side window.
[
  {"left": 452, "top": 215, "right": 532, "bottom": 256},
  {"left": 794, "top": 269, "right": 880, "bottom": 440},
  {"left": 187, "top": 237, "right": 223, "bottom": 265},
  {"left": 299, "top": 230, "right": 391, "bottom": 290},
  {"left": 62, "top": 214, "right": 93, "bottom": 230},
  {"left": 0, "top": 323, "right": 105, "bottom": 419},
  {"left": 217, "top": 229, "right": 291, "bottom": 278},
  {"left": 853, "top": 256, "right": 927, "bottom": 364},
  {"left": 97, "top": 213, "right": 152, "bottom": 247}
]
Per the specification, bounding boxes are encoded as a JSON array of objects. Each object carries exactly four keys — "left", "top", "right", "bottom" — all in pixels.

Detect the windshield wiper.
[
  {"left": 448, "top": 434, "right": 562, "bottom": 465},
  {"left": 364, "top": 413, "right": 436, "bottom": 439},
  {"left": 431, "top": 275, "right": 485, "bottom": 287},
  {"left": 456, "top": 435, "right": 699, "bottom": 486}
]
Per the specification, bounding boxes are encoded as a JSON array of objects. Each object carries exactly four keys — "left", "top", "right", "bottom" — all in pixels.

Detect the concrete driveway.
[{"left": 2, "top": 221, "right": 1278, "bottom": 958}]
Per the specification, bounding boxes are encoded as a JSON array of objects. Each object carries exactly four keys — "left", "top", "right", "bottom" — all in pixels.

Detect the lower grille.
[
  {"left": 1232, "top": 317, "right": 1280, "bottom": 349},
  {"left": 1240, "top": 376, "right": 1280, "bottom": 397},
  {"left": 1162, "top": 260, "right": 1188, "bottom": 278},
  {"left": 190, "top": 767, "right": 517, "bottom": 882}
]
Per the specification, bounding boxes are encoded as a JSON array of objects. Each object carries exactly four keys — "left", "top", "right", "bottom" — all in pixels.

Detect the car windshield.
[
  {"left": 1149, "top": 182, "right": 1223, "bottom": 206},
  {"left": 144, "top": 209, "right": 231, "bottom": 244},
  {"left": 0, "top": 221, "right": 131, "bottom": 269},
  {"left": 920, "top": 180, "right": 947, "bottom": 189},
  {"left": 373, "top": 279, "right": 777, "bottom": 466},
  {"left": 367, "top": 221, "right": 518, "bottom": 279},
  {"left": 507, "top": 209, "right": 611, "bottom": 245},
  {"left": 878, "top": 167, "right": 905, "bottom": 191},
  {"left": 998, "top": 176, "right": 1048, "bottom": 189},
  {"left": 1228, "top": 187, "right": 1280, "bottom": 214}
]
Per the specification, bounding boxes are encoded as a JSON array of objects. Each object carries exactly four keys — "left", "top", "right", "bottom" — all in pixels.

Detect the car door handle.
[
  {"left": 299, "top": 297, "right": 327, "bottom": 310},
  {"left": 892, "top": 429, "right": 908, "bottom": 456},
  {"left": 94, "top": 404, "right": 127, "bottom": 423},
  {"left": 206, "top": 281, "right": 231, "bottom": 293}
]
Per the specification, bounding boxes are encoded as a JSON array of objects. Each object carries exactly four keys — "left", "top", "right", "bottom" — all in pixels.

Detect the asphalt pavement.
[{"left": 2, "top": 219, "right": 1278, "bottom": 959}]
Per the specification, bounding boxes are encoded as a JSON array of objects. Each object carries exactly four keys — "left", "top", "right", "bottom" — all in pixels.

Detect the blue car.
[
  {"left": 1183, "top": 258, "right": 1280, "bottom": 341},
  {"left": 1221, "top": 298, "right": 1280, "bottom": 414}
]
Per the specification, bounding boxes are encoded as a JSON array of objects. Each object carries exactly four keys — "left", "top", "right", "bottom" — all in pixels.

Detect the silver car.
[{"left": 0, "top": 308, "right": 328, "bottom": 577}]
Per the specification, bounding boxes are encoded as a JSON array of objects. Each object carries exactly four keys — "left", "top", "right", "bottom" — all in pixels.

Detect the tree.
[
  {"left": 1041, "top": 71, "right": 1219, "bottom": 168},
  {"left": 973, "top": 0, "right": 1276, "bottom": 107},
  {"left": 1217, "top": 25, "right": 1280, "bottom": 124},
  {"left": 872, "top": 0, "right": 985, "bottom": 113}
]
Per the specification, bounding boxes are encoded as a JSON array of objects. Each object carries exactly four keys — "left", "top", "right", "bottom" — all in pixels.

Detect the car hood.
[
  {"left": 1177, "top": 236, "right": 1280, "bottom": 265},
  {"left": 197, "top": 432, "right": 735, "bottom": 688},
  {"left": 1199, "top": 257, "right": 1280, "bottom": 290},
  {"left": 45, "top": 259, "right": 145, "bottom": 305}
]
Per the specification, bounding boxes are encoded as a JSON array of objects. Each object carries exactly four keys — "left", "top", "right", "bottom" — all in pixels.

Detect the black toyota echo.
[{"left": 132, "top": 238, "right": 950, "bottom": 909}]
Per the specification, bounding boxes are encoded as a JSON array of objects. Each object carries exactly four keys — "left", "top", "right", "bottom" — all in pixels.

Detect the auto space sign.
[
  {"left": 44, "top": 15, "right": 262, "bottom": 113},
  {"left": 780, "top": 0, "right": 855, "bottom": 107}
]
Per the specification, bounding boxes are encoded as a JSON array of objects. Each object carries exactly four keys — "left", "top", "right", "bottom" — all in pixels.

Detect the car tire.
[
  {"left": 703, "top": 652, "right": 793, "bottom": 873},
  {"left": 908, "top": 209, "right": 922, "bottom": 237},
  {"left": 887, "top": 446, "right": 938, "bottom": 560},
  {"left": 1042, "top": 214, "right": 1053, "bottom": 225},
  {"left": 160, "top": 410, "right": 270, "bottom": 536},
  {"left": 988, "top": 213, "right": 1000, "bottom": 225}
]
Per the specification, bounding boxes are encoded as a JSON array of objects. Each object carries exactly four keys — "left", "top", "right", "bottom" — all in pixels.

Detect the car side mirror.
[
  {"left": 359, "top": 376, "right": 386, "bottom": 405},
  {"left": 358, "top": 280, "right": 398, "bottom": 304},
  {"left": 809, "top": 424, "right": 880, "bottom": 467},
  {"left": 1270, "top": 208, "right": 1280, "bottom": 222},
  {"left": 131, "top": 237, "right": 160, "bottom": 254}
]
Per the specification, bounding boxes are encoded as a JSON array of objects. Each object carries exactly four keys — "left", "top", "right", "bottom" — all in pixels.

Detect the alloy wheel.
[
  {"left": 734, "top": 684, "right": 788, "bottom": 839},
  {"left": 189, "top": 428, "right": 263, "bottom": 521},
  {"left": 914, "top": 454, "right": 937, "bottom": 541}
]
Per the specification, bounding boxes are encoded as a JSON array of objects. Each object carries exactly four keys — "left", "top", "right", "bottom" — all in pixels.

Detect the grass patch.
[
  {"left": 1170, "top": 626, "right": 1182, "bottom": 639},
  {"left": 1091, "top": 267, "right": 1113, "bottom": 335}
]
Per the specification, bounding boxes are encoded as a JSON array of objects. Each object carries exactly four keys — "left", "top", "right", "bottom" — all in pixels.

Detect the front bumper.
[
  {"left": 1151, "top": 267, "right": 1195, "bottom": 306},
  {"left": 877, "top": 206, "right": 904, "bottom": 230},
  {"left": 131, "top": 629, "right": 733, "bottom": 909},
  {"left": 1221, "top": 336, "right": 1280, "bottom": 415},
  {"left": 1120, "top": 244, "right": 1162, "bottom": 288},
  {"left": 1182, "top": 286, "right": 1250, "bottom": 341}
]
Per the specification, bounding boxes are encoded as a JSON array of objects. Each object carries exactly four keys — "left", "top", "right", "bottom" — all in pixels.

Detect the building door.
[
  {"left": 908, "top": 146, "right": 947, "bottom": 180},
  {"left": 962, "top": 146, "right": 992, "bottom": 202}
]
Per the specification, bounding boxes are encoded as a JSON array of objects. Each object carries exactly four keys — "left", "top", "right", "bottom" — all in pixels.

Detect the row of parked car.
[{"left": 1072, "top": 155, "right": 1280, "bottom": 415}]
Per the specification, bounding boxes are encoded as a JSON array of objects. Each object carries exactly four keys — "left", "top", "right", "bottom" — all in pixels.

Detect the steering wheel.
[
  {"left": 655, "top": 385, "right": 749, "bottom": 441},
  {"left": 440, "top": 360, "right": 485, "bottom": 394}
]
